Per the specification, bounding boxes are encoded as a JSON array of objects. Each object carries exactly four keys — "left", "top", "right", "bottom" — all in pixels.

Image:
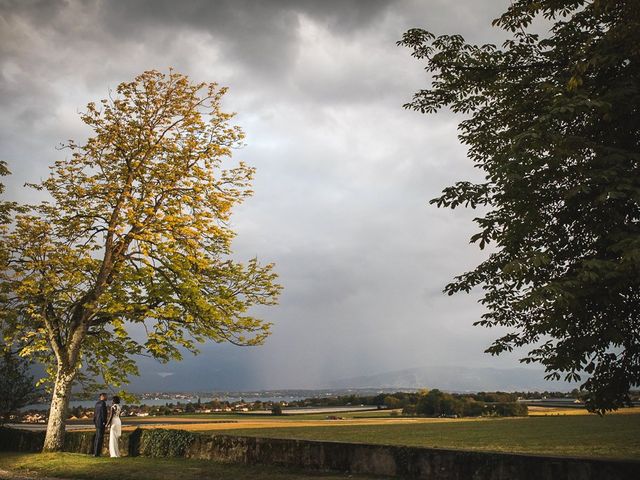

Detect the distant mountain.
[
  {"left": 326, "top": 365, "right": 575, "bottom": 392},
  {"left": 33, "top": 356, "right": 577, "bottom": 393}
]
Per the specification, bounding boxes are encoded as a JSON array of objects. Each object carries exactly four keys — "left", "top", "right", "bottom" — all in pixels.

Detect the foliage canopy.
[
  {"left": 0, "top": 70, "right": 280, "bottom": 449},
  {"left": 399, "top": 0, "right": 640, "bottom": 413}
]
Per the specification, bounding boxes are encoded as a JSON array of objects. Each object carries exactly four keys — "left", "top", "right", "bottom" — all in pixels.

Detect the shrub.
[
  {"left": 383, "top": 396, "right": 403, "bottom": 409},
  {"left": 484, "top": 402, "right": 528, "bottom": 417},
  {"left": 139, "top": 428, "right": 197, "bottom": 457},
  {"left": 462, "top": 399, "right": 484, "bottom": 417},
  {"left": 416, "top": 389, "right": 464, "bottom": 416},
  {"left": 402, "top": 404, "right": 416, "bottom": 415}
]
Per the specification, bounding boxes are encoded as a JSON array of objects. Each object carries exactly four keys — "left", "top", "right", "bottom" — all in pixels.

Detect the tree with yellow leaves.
[{"left": 0, "top": 70, "right": 281, "bottom": 451}]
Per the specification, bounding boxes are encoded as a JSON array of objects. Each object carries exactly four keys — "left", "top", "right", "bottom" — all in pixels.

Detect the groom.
[{"left": 93, "top": 393, "right": 108, "bottom": 456}]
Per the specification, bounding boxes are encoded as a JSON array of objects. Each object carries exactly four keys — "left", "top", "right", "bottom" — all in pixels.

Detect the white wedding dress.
[{"left": 109, "top": 404, "right": 122, "bottom": 457}]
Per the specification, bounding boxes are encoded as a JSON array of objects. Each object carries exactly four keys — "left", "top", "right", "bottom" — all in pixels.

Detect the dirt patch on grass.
[
  {"left": 140, "top": 416, "right": 489, "bottom": 432},
  {"left": 528, "top": 406, "right": 640, "bottom": 416}
]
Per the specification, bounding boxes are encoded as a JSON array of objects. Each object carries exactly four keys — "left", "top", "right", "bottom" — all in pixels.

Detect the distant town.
[{"left": 18, "top": 388, "right": 639, "bottom": 425}]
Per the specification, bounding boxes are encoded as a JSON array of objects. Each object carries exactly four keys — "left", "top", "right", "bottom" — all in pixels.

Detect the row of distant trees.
[
  {"left": 401, "top": 390, "right": 528, "bottom": 417},
  {"left": 286, "top": 390, "right": 579, "bottom": 410},
  {"left": 290, "top": 390, "right": 528, "bottom": 417},
  {"left": 322, "top": 390, "right": 528, "bottom": 417}
]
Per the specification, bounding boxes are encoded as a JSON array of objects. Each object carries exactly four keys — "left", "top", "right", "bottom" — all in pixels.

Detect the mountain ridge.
[{"left": 326, "top": 365, "right": 575, "bottom": 392}]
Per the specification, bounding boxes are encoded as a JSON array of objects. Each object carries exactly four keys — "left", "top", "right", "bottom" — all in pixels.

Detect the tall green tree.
[
  {"left": 0, "top": 346, "right": 39, "bottom": 423},
  {"left": 399, "top": 0, "right": 639, "bottom": 413},
  {"left": 0, "top": 70, "right": 281, "bottom": 451}
]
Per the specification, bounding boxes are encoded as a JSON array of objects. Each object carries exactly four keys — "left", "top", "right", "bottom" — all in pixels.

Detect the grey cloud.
[{"left": 1, "top": 0, "right": 395, "bottom": 84}]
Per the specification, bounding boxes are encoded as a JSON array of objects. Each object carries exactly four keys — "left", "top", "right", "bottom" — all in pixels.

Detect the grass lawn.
[
  {"left": 127, "top": 407, "right": 640, "bottom": 425},
  {"left": 176, "top": 410, "right": 396, "bottom": 422},
  {"left": 176, "top": 412, "right": 335, "bottom": 421},
  {"left": 0, "top": 452, "right": 380, "bottom": 480},
  {"left": 218, "top": 413, "right": 640, "bottom": 460}
]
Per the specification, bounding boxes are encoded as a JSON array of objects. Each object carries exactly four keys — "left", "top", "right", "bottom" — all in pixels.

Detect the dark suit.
[{"left": 93, "top": 399, "right": 108, "bottom": 456}]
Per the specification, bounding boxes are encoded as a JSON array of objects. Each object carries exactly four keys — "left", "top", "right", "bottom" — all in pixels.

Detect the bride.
[{"left": 106, "top": 396, "right": 122, "bottom": 457}]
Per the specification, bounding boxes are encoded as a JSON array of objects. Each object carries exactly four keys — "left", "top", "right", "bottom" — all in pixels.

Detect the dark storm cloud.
[
  {"left": 0, "top": 0, "right": 565, "bottom": 391},
  {"left": 2, "top": 0, "right": 395, "bottom": 82}
]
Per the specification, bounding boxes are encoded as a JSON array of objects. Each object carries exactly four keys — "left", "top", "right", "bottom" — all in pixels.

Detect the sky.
[{"left": 0, "top": 0, "right": 565, "bottom": 391}]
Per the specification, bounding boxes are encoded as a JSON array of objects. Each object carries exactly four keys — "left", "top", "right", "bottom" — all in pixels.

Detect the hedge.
[{"left": 0, "top": 426, "right": 197, "bottom": 458}]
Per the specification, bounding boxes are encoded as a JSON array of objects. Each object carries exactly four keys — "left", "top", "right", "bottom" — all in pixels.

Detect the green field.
[
  {"left": 219, "top": 414, "right": 640, "bottom": 460},
  {"left": 175, "top": 409, "right": 394, "bottom": 422},
  {"left": 0, "top": 452, "right": 377, "bottom": 480}
]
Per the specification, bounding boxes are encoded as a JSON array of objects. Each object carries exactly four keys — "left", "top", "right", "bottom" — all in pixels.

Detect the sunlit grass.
[
  {"left": 219, "top": 413, "right": 640, "bottom": 460},
  {"left": 0, "top": 452, "right": 376, "bottom": 480}
]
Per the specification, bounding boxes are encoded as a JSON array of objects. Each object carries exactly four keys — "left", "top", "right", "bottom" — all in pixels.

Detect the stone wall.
[
  {"left": 1, "top": 427, "right": 638, "bottom": 479},
  {"left": 183, "top": 434, "right": 639, "bottom": 480},
  {"left": 0, "top": 427, "right": 44, "bottom": 453}
]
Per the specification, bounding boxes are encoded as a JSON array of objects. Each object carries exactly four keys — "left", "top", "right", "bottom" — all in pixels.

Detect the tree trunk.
[{"left": 42, "top": 368, "right": 75, "bottom": 452}]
